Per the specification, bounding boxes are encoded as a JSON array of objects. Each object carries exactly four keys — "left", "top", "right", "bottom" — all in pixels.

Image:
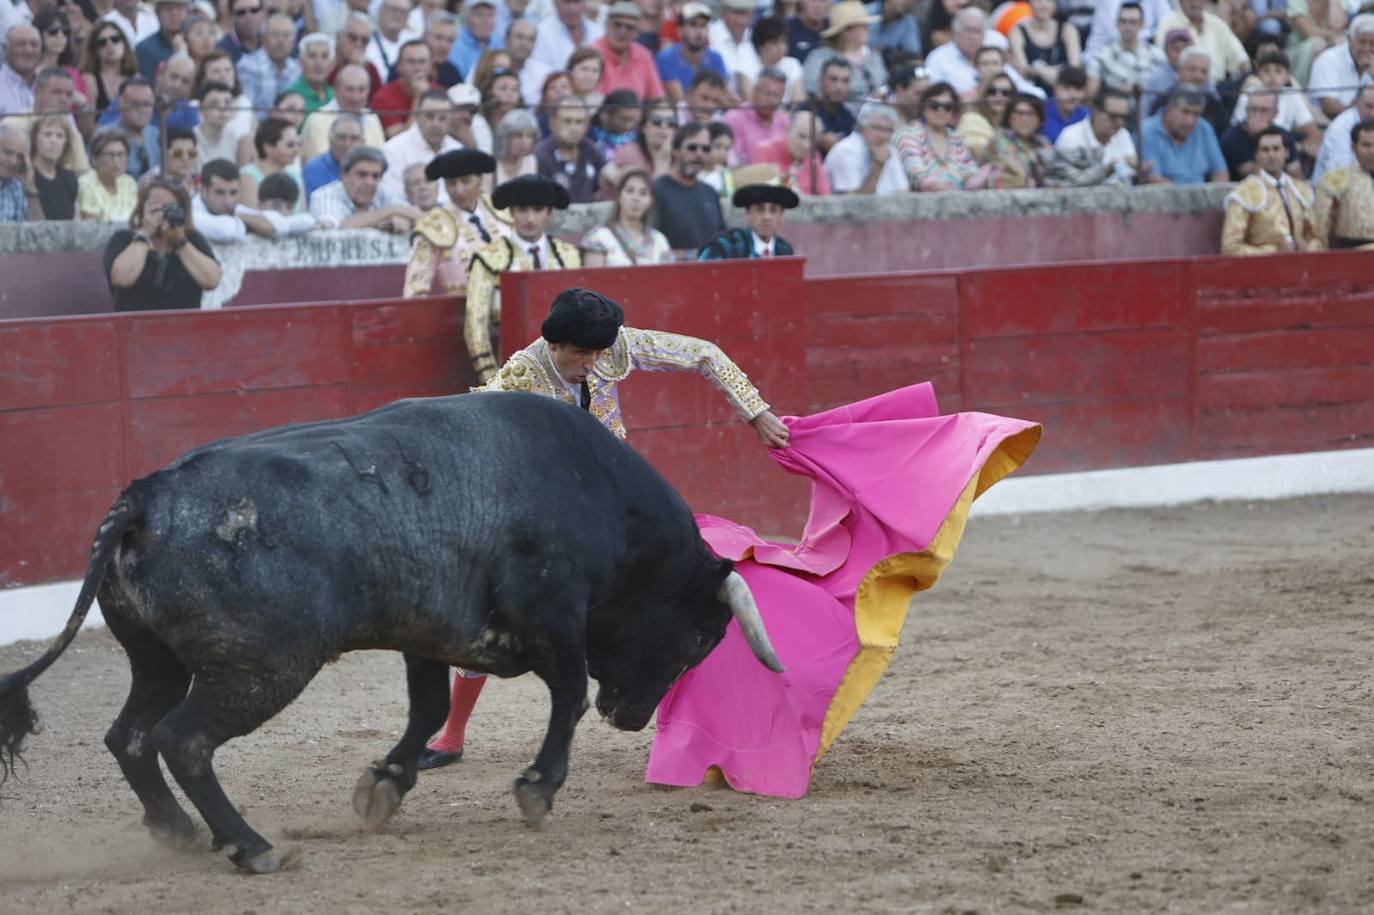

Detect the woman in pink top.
[{"left": 894, "top": 80, "right": 992, "bottom": 192}]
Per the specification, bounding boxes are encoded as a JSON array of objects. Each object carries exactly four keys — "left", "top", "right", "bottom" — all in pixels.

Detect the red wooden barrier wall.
[{"left": 3, "top": 251, "right": 1372, "bottom": 588}]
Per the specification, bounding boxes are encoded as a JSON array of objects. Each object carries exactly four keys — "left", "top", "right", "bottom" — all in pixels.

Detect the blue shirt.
[
  {"left": 1141, "top": 112, "right": 1227, "bottom": 185},
  {"left": 449, "top": 26, "right": 504, "bottom": 81},
  {"left": 302, "top": 151, "right": 341, "bottom": 202},
  {"left": 0, "top": 176, "right": 27, "bottom": 223},
  {"left": 98, "top": 97, "right": 199, "bottom": 132},
  {"left": 655, "top": 43, "right": 727, "bottom": 90},
  {"left": 1042, "top": 101, "right": 1089, "bottom": 143},
  {"left": 867, "top": 3, "right": 921, "bottom": 59},
  {"left": 135, "top": 31, "right": 176, "bottom": 80}
]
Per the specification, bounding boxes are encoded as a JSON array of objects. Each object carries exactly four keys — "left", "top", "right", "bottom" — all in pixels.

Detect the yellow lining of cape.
[{"left": 816, "top": 424, "right": 1042, "bottom": 760}]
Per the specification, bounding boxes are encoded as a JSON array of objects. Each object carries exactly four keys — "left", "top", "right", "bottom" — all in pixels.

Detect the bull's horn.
[{"left": 718, "top": 571, "right": 785, "bottom": 673}]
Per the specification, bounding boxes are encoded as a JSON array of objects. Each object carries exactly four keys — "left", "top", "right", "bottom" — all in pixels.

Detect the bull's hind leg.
[
  {"left": 101, "top": 613, "right": 198, "bottom": 848},
  {"left": 352, "top": 654, "right": 449, "bottom": 829},
  {"left": 513, "top": 623, "right": 589, "bottom": 829},
  {"left": 151, "top": 664, "right": 320, "bottom": 874}
]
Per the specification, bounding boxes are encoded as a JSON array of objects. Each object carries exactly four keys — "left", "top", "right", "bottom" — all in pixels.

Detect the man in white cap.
[
  {"left": 591, "top": 1, "right": 664, "bottom": 99},
  {"left": 656, "top": 2, "right": 727, "bottom": 105}
]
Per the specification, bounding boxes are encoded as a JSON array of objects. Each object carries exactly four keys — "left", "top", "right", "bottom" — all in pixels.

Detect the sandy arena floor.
[{"left": 1, "top": 494, "right": 1371, "bottom": 914}]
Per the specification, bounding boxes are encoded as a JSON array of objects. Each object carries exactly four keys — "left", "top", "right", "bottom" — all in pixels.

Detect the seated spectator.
[
  {"left": 887, "top": 62, "right": 931, "bottom": 124},
  {"left": 27, "top": 114, "right": 81, "bottom": 220},
  {"left": 1141, "top": 28, "right": 1197, "bottom": 116},
  {"left": 925, "top": 8, "right": 1008, "bottom": 98},
  {"left": 1220, "top": 89, "right": 1300, "bottom": 180},
  {"left": 28, "top": 66, "right": 91, "bottom": 171},
  {"left": 331, "top": 12, "right": 384, "bottom": 98},
  {"left": 0, "top": 119, "right": 30, "bottom": 222},
  {"left": 1054, "top": 87, "right": 1139, "bottom": 181},
  {"left": 421, "top": 11, "right": 463, "bottom": 89},
  {"left": 367, "top": 0, "right": 420, "bottom": 82},
  {"left": 1313, "top": 119, "right": 1374, "bottom": 248},
  {"left": 824, "top": 102, "right": 908, "bottom": 194},
  {"left": 1, "top": 24, "right": 41, "bottom": 116},
  {"left": 194, "top": 50, "right": 255, "bottom": 142},
  {"left": 217, "top": 0, "right": 262, "bottom": 64},
  {"left": 711, "top": 0, "right": 761, "bottom": 102},
  {"left": 1146, "top": 45, "right": 1229, "bottom": 133},
  {"left": 181, "top": 11, "right": 221, "bottom": 70},
  {"left": 985, "top": 92, "right": 1051, "bottom": 187},
  {"left": 372, "top": 41, "right": 441, "bottom": 139},
  {"left": 256, "top": 171, "right": 319, "bottom": 234},
  {"left": 801, "top": 1, "right": 887, "bottom": 105},
  {"left": 870, "top": 0, "right": 923, "bottom": 68},
  {"left": 192, "top": 157, "right": 276, "bottom": 241},
  {"left": 493, "top": 107, "right": 540, "bottom": 186},
  {"left": 534, "top": 71, "right": 573, "bottom": 138},
  {"left": 241, "top": 116, "right": 303, "bottom": 209},
  {"left": 450, "top": 0, "right": 502, "bottom": 81},
  {"left": 1008, "top": 0, "right": 1082, "bottom": 93},
  {"left": 284, "top": 32, "right": 335, "bottom": 118},
  {"left": 722, "top": 67, "right": 790, "bottom": 164},
  {"left": 1314, "top": 84, "right": 1374, "bottom": 179},
  {"left": 236, "top": 89, "right": 306, "bottom": 164},
  {"left": 304, "top": 112, "right": 364, "bottom": 201},
  {"left": 679, "top": 68, "right": 728, "bottom": 126},
  {"left": 751, "top": 15, "right": 804, "bottom": 105},
  {"left": 1308, "top": 14, "right": 1374, "bottom": 120},
  {"left": 237, "top": 12, "right": 301, "bottom": 115},
  {"left": 1231, "top": 50, "right": 1321, "bottom": 156},
  {"left": 382, "top": 90, "right": 461, "bottom": 202},
  {"left": 531, "top": 0, "right": 605, "bottom": 75},
  {"left": 194, "top": 81, "right": 245, "bottom": 164},
  {"left": 582, "top": 167, "right": 674, "bottom": 264},
  {"left": 800, "top": 58, "right": 858, "bottom": 156},
  {"left": 402, "top": 161, "right": 440, "bottom": 210},
  {"left": 535, "top": 96, "right": 605, "bottom": 204},
  {"left": 957, "top": 71, "right": 1016, "bottom": 158},
  {"left": 1154, "top": 0, "right": 1251, "bottom": 84},
  {"left": 652, "top": 121, "right": 725, "bottom": 251},
  {"left": 921, "top": 0, "right": 961, "bottom": 49},
  {"left": 140, "top": 125, "right": 199, "bottom": 192},
  {"left": 657, "top": 3, "right": 726, "bottom": 105},
  {"left": 895, "top": 81, "right": 991, "bottom": 191},
  {"left": 104, "top": 76, "right": 162, "bottom": 178},
  {"left": 788, "top": 0, "right": 830, "bottom": 62},
  {"left": 467, "top": 47, "right": 514, "bottom": 97},
  {"left": 567, "top": 45, "right": 606, "bottom": 111},
  {"left": 146, "top": 53, "right": 200, "bottom": 130},
  {"left": 1141, "top": 87, "right": 1229, "bottom": 184},
  {"left": 309, "top": 144, "right": 421, "bottom": 232},
  {"left": 700, "top": 120, "right": 735, "bottom": 198},
  {"left": 1086, "top": 1, "right": 1165, "bottom": 96},
  {"left": 78, "top": 131, "right": 139, "bottom": 220},
  {"left": 505, "top": 18, "right": 548, "bottom": 106},
  {"left": 697, "top": 176, "right": 799, "bottom": 258},
  {"left": 104, "top": 177, "right": 221, "bottom": 311},
  {"left": 1041, "top": 65, "right": 1089, "bottom": 142},
  {"left": 82, "top": 21, "right": 138, "bottom": 121},
  {"left": 300, "top": 65, "right": 386, "bottom": 161},
  {"left": 135, "top": 0, "right": 188, "bottom": 80},
  {"left": 1220, "top": 127, "right": 1319, "bottom": 256},
  {"left": 476, "top": 67, "right": 523, "bottom": 153},
  {"left": 591, "top": 88, "right": 641, "bottom": 154},
  {"left": 1288, "top": 0, "right": 1355, "bottom": 89},
  {"left": 29, "top": 7, "right": 86, "bottom": 111},
  {"left": 753, "top": 109, "right": 832, "bottom": 194}
]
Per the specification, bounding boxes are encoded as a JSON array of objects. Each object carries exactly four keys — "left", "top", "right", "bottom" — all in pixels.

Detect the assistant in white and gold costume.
[
  {"left": 1314, "top": 120, "right": 1374, "bottom": 251},
  {"left": 402, "top": 150, "right": 513, "bottom": 298},
  {"left": 1220, "top": 128, "right": 1318, "bottom": 256}
]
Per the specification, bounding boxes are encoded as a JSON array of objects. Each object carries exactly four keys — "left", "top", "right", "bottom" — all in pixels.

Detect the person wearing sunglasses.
[
  {"left": 651, "top": 121, "right": 724, "bottom": 252},
  {"left": 1053, "top": 86, "right": 1140, "bottom": 183},
  {"left": 894, "top": 80, "right": 991, "bottom": 191},
  {"left": 955, "top": 71, "right": 1015, "bottom": 159},
  {"left": 100, "top": 0, "right": 159, "bottom": 51},
  {"left": 33, "top": 7, "right": 92, "bottom": 117},
  {"left": 216, "top": 0, "right": 263, "bottom": 62},
  {"left": 599, "top": 100, "right": 676, "bottom": 195},
  {"left": 81, "top": 21, "right": 136, "bottom": 119}
]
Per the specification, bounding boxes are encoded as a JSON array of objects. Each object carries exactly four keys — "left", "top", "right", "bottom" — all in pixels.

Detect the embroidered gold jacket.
[
  {"left": 1220, "top": 172, "right": 1318, "bottom": 256},
  {"left": 464, "top": 235, "right": 582, "bottom": 383},
  {"left": 478, "top": 328, "right": 769, "bottom": 440},
  {"left": 1314, "top": 166, "right": 1374, "bottom": 250},
  {"left": 402, "top": 195, "right": 511, "bottom": 298}
]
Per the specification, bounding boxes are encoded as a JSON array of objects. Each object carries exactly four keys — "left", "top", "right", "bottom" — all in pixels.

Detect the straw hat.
[{"left": 822, "top": 1, "right": 879, "bottom": 38}]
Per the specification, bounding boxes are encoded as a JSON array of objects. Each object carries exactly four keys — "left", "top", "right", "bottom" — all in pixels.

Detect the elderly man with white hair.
[
  {"left": 0, "top": 118, "right": 31, "bottom": 222},
  {"left": 0, "top": 23, "right": 40, "bottom": 116},
  {"left": 1308, "top": 15, "right": 1374, "bottom": 120},
  {"left": 823, "top": 102, "right": 907, "bottom": 195},
  {"left": 284, "top": 32, "right": 336, "bottom": 117},
  {"left": 924, "top": 7, "right": 1044, "bottom": 100}
]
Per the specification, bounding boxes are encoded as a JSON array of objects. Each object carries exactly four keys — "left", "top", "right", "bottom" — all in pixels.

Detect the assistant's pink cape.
[{"left": 645, "top": 383, "right": 1041, "bottom": 798}]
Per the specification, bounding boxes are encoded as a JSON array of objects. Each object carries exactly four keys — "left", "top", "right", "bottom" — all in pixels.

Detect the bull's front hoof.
[
  {"left": 143, "top": 812, "right": 199, "bottom": 851},
  {"left": 352, "top": 763, "right": 405, "bottom": 830},
  {"left": 231, "top": 845, "right": 299, "bottom": 875},
  {"left": 513, "top": 772, "right": 551, "bottom": 829}
]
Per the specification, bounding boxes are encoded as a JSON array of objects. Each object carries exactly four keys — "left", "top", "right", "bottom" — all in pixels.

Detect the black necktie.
[
  {"left": 1277, "top": 181, "right": 1297, "bottom": 239},
  {"left": 469, "top": 213, "right": 490, "bottom": 243},
  {"left": 528, "top": 244, "right": 541, "bottom": 269}
]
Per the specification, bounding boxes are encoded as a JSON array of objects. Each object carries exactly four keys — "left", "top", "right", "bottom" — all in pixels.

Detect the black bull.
[{"left": 0, "top": 393, "right": 783, "bottom": 874}]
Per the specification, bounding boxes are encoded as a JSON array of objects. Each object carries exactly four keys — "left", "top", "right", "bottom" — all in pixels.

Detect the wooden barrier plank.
[
  {"left": 965, "top": 329, "right": 1191, "bottom": 404},
  {"left": 0, "top": 402, "right": 125, "bottom": 493},
  {"left": 0, "top": 319, "right": 120, "bottom": 411},
  {"left": 0, "top": 486, "right": 123, "bottom": 587},
  {"left": 1194, "top": 292, "right": 1374, "bottom": 335},
  {"left": 1198, "top": 365, "right": 1374, "bottom": 410},
  {"left": 977, "top": 396, "right": 1195, "bottom": 472},
  {"left": 1200, "top": 400, "right": 1374, "bottom": 454},
  {"left": 806, "top": 273, "right": 960, "bottom": 318},
  {"left": 1198, "top": 326, "right": 1374, "bottom": 373}
]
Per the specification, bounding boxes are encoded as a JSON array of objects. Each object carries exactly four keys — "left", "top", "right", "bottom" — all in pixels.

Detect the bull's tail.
[{"left": 0, "top": 494, "right": 141, "bottom": 785}]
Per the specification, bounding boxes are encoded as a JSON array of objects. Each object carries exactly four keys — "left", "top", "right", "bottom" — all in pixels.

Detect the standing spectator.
[
  {"left": 567, "top": 46, "right": 605, "bottom": 111},
  {"left": 534, "top": 95, "right": 604, "bottom": 203},
  {"left": 802, "top": 1, "right": 887, "bottom": 105},
  {"left": 1313, "top": 119, "right": 1374, "bottom": 248},
  {"left": 451, "top": 0, "right": 503, "bottom": 79},
  {"left": 787, "top": 0, "right": 830, "bottom": 62},
  {"left": 754, "top": 108, "right": 831, "bottom": 194},
  {"left": 78, "top": 130, "right": 138, "bottom": 219},
  {"left": 28, "top": 114, "right": 81, "bottom": 219},
  {"left": 135, "top": 0, "right": 188, "bottom": 80},
  {"left": 0, "top": 120, "right": 30, "bottom": 222},
  {"left": 824, "top": 101, "right": 907, "bottom": 194},
  {"left": 372, "top": 41, "right": 440, "bottom": 138},
  {"left": 1220, "top": 89, "right": 1299, "bottom": 180},
  {"left": 1308, "top": 15, "right": 1374, "bottom": 119},
  {"left": 600, "top": 98, "right": 674, "bottom": 191},
  {"left": 1041, "top": 65, "right": 1088, "bottom": 142},
  {"left": 107, "top": 76, "right": 160, "bottom": 177},
  {"left": 240, "top": 116, "right": 303, "bottom": 208},
  {"left": 593, "top": 2, "right": 663, "bottom": 100},
  {"left": 303, "top": 111, "right": 363, "bottom": 199},
  {"left": 104, "top": 178, "right": 221, "bottom": 311},
  {"left": 752, "top": 15, "right": 805, "bottom": 104},
  {"left": 722, "top": 66, "right": 789, "bottom": 163},
  {"left": 382, "top": 89, "right": 461, "bottom": 201},
  {"left": 801, "top": 58, "right": 858, "bottom": 155},
  {"left": 0, "top": 24, "right": 40, "bottom": 116},
  {"left": 710, "top": 0, "right": 761, "bottom": 101},
  {"left": 193, "top": 82, "right": 243, "bottom": 163},
  {"left": 895, "top": 81, "right": 991, "bottom": 191},
  {"left": 1231, "top": 50, "right": 1320, "bottom": 157},
  {"left": 493, "top": 107, "right": 540, "bottom": 185},
  {"left": 1154, "top": 0, "right": 1250, "bottom": 84},
  {"left": 656, "top": 2, "right": 725, "bottom": 105},
  {"left": 82, "top": 20, "right": 137, "bottom": 120},
  {"left": 218, "top": 0, "right": 264, "bottom": 63},
  {"left": 652, "top": 121, "right": 724, "bottom": 251},
  {"left": 309, "top": 143, "right": 421, "bottom": 230},
  {"left": 985, "top": 92, "right": 1051, "bottom": 187},
  {"left": 678, "top": 68, "right": 727, "bottom": 125},
  {"left": 869, "top": 0, "right": 923, "bottom": 67},
  {"left": 582, "top": 167, "right": 673, "bottom": 264},
  {"left": 333, "top": 12, "right": 383, "bottom": 97},
  {"left": 423, "top": 11, "right": 463, "bottom": 87},
  {"left": 1313, "top": 84, "right": 1374, "bottom": 179},
  {"left": 1220, "top": 126, "right": 1318, "bottom": 255},
  {"left": 1086, "top": 2, "right": 1164, "bottom": 96},
  {"left": 506, "top": 18, "right": 549, "bottom": 106},
  {"left": 300, "top": 63, "right": 385, "bottom": 159},
  {"left": 697, "top": 179, "right": 798, "bottom": 258},
  {"left": 532, "top": 0, "right": 604, "bottom": 73},
  {"left": 368, "top": 0, "right": 421, "bottom": 80},
  {"left": 1288, "top": 0, "right": 1351, "bottom": 88},
  {"left": 1054, "top": 87, "right": 1139, "bottom": 179},
  {"left": 1009, "top": 0, "right": 1081, "bottom": 93},
  {"left": 195, "top": 50, "right": 256, "bottom": 141},
  {"left": 237, "top": 13, "right": 301, "bottom": 115},
  {"left": 1141, "top": 87, "right": 1228, "bottom": 184},
  {"left": 103, "top": 0, "right": 159, "bottom": 50},
  {"left": 956, "top": 71, "right": 1016, "bottom": 158},
  {"left": 192, "top": 158, "right": 276, "bottom": 241},
  {"left": 285, "top": 32, "right": 335, "bottom": 118}
]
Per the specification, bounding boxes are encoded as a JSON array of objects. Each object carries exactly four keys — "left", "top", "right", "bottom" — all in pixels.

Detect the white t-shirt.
[
  {"left": 1055, "top": 118, "right": 1137, "bottom": 172},
  {"left": 381, "top": 123, "right": 461, "bottom": 204},
  {"left": 1308, "top": 43, "right": 1373, "bottom": 108},
  {"left": 1313, "top": 104, "right": 1361, "bottom": 181},
  {"left": 709, "top": 20, "right": 762, "bottom": 95},
  {"left": 823, "top": 130, "right": 909, "bottom": 195},
  {"left": 1231, "top": 86, "right": 1315, "bottom": 131}
]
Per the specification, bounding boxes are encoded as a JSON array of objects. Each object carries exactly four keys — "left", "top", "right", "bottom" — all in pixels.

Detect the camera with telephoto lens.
[{"left": 161, "top": 203, "right": 187, "bottom": 229}]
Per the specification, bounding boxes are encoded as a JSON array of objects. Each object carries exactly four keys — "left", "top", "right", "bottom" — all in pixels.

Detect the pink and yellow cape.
[{"left": 645, "top": 383, "right": 1041, "bottom": 798}]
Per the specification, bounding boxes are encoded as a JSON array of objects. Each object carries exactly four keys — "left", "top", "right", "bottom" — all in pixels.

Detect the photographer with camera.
[{"left": 104, "top": 177, "right": 222, "bottom": 312}]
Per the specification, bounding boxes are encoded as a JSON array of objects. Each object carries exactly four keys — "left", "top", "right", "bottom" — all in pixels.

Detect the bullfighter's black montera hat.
[{"left": 541, "top": 288, "right": 625, "bottom": 350}]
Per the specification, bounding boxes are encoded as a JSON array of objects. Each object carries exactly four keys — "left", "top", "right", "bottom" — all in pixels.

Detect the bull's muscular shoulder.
[
  {"left": 470, "top": 237, "right": 514, "bottom": 274},
  {"left": 413, "top": 207, "right": 459, "bottom": 248}
]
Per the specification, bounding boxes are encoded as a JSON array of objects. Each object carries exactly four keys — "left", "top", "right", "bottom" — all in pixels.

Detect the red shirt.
[
  {"left": 754, "top": 136, "right": 831, "bottom": 196},
  {"left": 370, "top": 78, "right": 441, "bottom": 132},
  {"left": 592, "top": 37, "right": 665, "bottom": 101}
]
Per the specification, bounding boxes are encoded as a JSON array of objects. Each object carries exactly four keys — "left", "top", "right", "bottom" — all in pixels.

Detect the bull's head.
[{"left": 588, "top": 558, "right": 783, "bottom": 731}]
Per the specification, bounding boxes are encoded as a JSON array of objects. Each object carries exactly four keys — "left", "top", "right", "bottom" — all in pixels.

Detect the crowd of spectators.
[{"left": 2, "top": 0, "right": 1373, "bottom": 278}]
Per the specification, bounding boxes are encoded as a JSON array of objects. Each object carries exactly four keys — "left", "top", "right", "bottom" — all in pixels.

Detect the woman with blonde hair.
[
  {"left": 581, "top": 168, "right": 673, "bottom": 266},
  {"left": 28, "top": 114, "right": 84, "bottom": 220},
  {"left": 957, "top": 71, "right": 1015, "bottom": 158},
  {"left": 468, "top": 48, "right": 514, "bottom": 96},
  {"left": 80, "top": 20, "right": 136, "bottom": 119},
  {"left": 78, "top": 131, "right": 138, "bottom": 221},
  {"left": 567, "top": 46, "right": 605, "bottom": 110},
  {"left": 104, "top": 177, "right": 221, "bottom": 312}
]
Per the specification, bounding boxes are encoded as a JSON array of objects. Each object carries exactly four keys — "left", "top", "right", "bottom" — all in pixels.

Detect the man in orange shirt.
[{"left": 592, "top": 1, "right": 665, "bottom": 100}]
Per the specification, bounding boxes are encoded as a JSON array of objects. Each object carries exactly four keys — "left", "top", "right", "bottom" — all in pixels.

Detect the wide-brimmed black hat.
[
  {"left": 732, "top": 180, "right": 800, "bottom": 210},
  {"left": 492, "top": 175, "right": 571, "bottom": 210},
  {"left": 425, "top": 149, "right": 496, "bottom": 181},
  {"left": 541, "top": 288, "right": 625, "bottom": 350}
]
